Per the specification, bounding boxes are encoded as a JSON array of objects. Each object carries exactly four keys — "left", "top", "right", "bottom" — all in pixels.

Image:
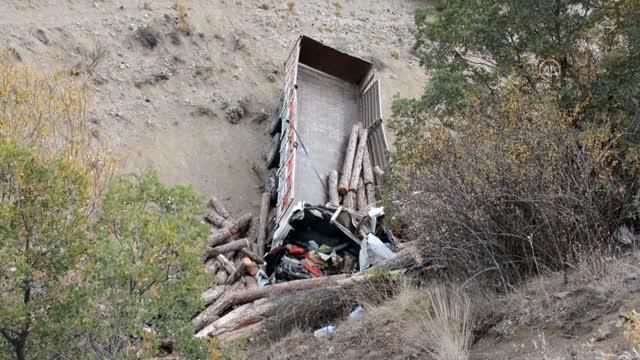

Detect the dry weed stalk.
[
  {"left": 399, "top": 286, "right": 473, "bottom": 360},
  {"left": 0, "top": 56, "right": 115, "bottom": 205},
  {"left": 176, "top": 0, "right": 189, "bottom": 33}
]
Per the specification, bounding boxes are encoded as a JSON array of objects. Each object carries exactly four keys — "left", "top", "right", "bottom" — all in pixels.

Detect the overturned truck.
[
  {"left": 194, "top": 36, "right": 411, "bottom": 342},
  {"left": 265, "top": 35, "right": 393, "bottom": 281}
]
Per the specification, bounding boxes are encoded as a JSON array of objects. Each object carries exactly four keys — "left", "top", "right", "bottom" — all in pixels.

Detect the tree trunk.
[
  {"left": 205, "top": 238, "right": 251, "bottom": 259},
  {"left": 208, "top": 196, "right": 231, "bottom": 219},
  {"left": 338, "top": 123, "right": 362, "bottom": 195},
  {"left": 256, "top": 192, "right": 271, "bottom": 258},
  {"left": 362, "top": 147, "right": 374, "bottom": 185},
  {"left": 195, "top": 299, "right": 275, "bottom": 338},
  {"left": 16, "top": 341, "right": 26, "bottom": 360},
  {"left": 328, "top": 170, "right": 340, "bottom": 207},
  {"left": 348, "top": 129, "right": 369, "bottom": 191}
]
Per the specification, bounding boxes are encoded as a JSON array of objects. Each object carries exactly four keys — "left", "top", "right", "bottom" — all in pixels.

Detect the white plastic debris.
[
  {"left": 313, "top": 325, "right": 336, "bottom": 337},
  {"left": 348, "top": 306, "right": 364, "bottom": 321},
  {"left": 358, "top": 233, "right": 396, "bottom": 271},
  {"left": 368, "top": 206, "right": 384, "bottom": 233}
]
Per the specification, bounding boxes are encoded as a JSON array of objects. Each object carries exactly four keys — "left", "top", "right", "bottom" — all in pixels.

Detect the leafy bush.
[
  {"left": 386, "top": 0, "right": 640, "bottom": 288},
  {"left": 388, "top": 87, "right": 636, "bottom": 288},
  {"left": 83, "top": 170, "right": 209, "bottom": 358},
  {"left": 0, "top": 59, "right": 208, "bottom": 359},
  {"left": 0, "top": 57, "right": 115, "bottom": 202},
  {"left": 0, "top": 139, "right": 91, "bottom": 359}
]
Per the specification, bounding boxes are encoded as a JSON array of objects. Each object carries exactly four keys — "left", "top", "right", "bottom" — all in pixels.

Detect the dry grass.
[
  {"left": 176, "top": 0, "right": 190, "bottom": 33},
  {"left": 0, "top": 56, "right": 115, "bottom": 203},
  {"left": 399, "top": 286, "right": 473, "bottom": 360},
  {"left": 257, "top": 283, "right": 474, "bottom": 360},
  {"left": 287, "top": 1, "right": 296, "bottom": 15}
]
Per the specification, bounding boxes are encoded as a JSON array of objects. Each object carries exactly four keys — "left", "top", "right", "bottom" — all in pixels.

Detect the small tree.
[
  {"left": 0, "top": 139, "right": 91, "bottom": 359},
  {"left": 84, "top": 170, "right": 208, "bottom": 358}
]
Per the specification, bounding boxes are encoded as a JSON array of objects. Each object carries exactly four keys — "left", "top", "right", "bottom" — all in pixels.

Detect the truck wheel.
[
  {"left": 265, "top": 133, "right": 281, "bottom": 169},
  {"left": 264, "top": 168, "right": 278, "bottom": 204}
]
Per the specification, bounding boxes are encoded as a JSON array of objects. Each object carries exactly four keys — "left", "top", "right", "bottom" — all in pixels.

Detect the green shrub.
[
  {"left": 83, "top": 170, "right": 209, "bottom": 358},
  {"left": 0, "top": 139, "right": 91, "bottom": 359}
]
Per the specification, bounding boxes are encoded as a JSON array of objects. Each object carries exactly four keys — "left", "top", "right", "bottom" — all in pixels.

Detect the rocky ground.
[{"left": 0, "top": 0, "right": 426, "bottom": 214}]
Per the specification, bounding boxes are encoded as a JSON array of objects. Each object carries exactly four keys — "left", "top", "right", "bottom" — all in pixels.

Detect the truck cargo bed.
[{"left": 295, "top": 63, "right": 359, "bottom": 207}]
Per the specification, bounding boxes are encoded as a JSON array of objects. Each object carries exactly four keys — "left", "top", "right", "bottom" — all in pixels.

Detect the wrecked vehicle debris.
[{"left": 194, "top": 36, "right": 407, "bottom": 341}]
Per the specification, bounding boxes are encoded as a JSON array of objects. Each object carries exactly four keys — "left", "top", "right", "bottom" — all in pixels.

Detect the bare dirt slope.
[{"left": 0, "top": 0, "right": 426, "bottom": 213}]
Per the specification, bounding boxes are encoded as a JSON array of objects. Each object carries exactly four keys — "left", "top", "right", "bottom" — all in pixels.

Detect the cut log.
[
  {"left": 204, "top": 258, "right": 220, "bottom": 273},
  {"left": 370, "top": 245, "right": 423, "bottom": 271},
  {"left": 205, "top": 210, "right": 233, "bottom": 228},
  {"left": 242, "top": 275, "right": 258, "bottom": 289},
  {"left": 366, "top": 183, "right": 376, "bottom": 206},
  {"left": 208, "top": 196, "right": 231, "bottom": 219},
  {"left": 362, "top": 147, "right": 374, "bottom": 185},
  {"left": 193, "top": 281, "right": 245, "bottom": 331},
  {"left": 216, "top": 254, "right": 236, "bottom": 275},
  {"left": 202, "top": 286, "right": 228, "bottom": 306},
  {"left": 246, "top": 216, "right": 259, "bottom": 254},
  {"left": 217, "top": 321, "right": 264, "bottom": 342},
  {"left": 208, "top": 213, "right": 253, "bottom": 247},
  {"left": 348, "top": 129, "right": 369, "bottom": 191},
  {"left": 215, "top": 270, "right": 228, "bottom": 285},
  {"left": 240, "top": 248, "right": 265, "bottom": 265},
  {"left": 256, "top": 192, "right": 271, "bottom": 258},
  {"left": 226, "top": 261, "right": 247, "bottom": 285},
  {"left": 198, "top": 274, "right": 352, "bottom": 323},
  {"left": 338, "top": 123, "right": 362, "bottom": 195},
  {"left": 356, "top": 177, "right": 367, "bottom": 212},
  {"left": 195, "top": 298, "right": 275, "bottom": 338},
  {"left": 328, "top": 170, "right": 340, "bottom": 207},
  {"left": 204, "top": 238, "right": 251, "bottom": 259},
  {"left": 342, "top": 191, "right": 355, "bottom": 209}
]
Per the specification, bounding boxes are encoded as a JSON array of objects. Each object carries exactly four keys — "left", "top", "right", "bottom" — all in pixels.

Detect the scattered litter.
[
  {"left": 313, "top": 325, "right": 336, "bottom": 337},
  {"left": 348, "top": 305, "right": 364, "bottom": 321}
]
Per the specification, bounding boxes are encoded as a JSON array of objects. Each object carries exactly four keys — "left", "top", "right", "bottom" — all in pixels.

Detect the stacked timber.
[
  {"left": 330, "top": 123, "right": 378, "bottom": 213},
  {"left": 195, "top": 246, "right": 422, "bottom": 341}
]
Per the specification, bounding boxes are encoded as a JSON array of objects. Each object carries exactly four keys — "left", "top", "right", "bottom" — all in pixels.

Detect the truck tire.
[
  {"left": 264, "top": 168, "right": 278, "bottom": 204},
  {"left": 265, "top": 133, "right": 281, "bottom": 169}
]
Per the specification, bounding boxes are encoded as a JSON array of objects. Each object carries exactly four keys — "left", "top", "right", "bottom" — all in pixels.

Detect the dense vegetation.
[
  {"left": 0, "top": 60, "right": 209, "bottom": 359},
  {"left": 387, "top": 0, "right": 640, "bottom": 288}
]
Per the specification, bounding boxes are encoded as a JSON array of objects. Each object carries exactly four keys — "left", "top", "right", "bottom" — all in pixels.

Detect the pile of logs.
[
  {"left": 196, "top": 195, "right": 271, "bottom": 339},
  {"left": 196, "top": 234, "right": 423, "bottom": 342},
  {"left": 193, "top": 124, "right": 418, "bottom": 343},
  {"left": 330, "top": 123, "right": 379, "bottom": 212}
]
